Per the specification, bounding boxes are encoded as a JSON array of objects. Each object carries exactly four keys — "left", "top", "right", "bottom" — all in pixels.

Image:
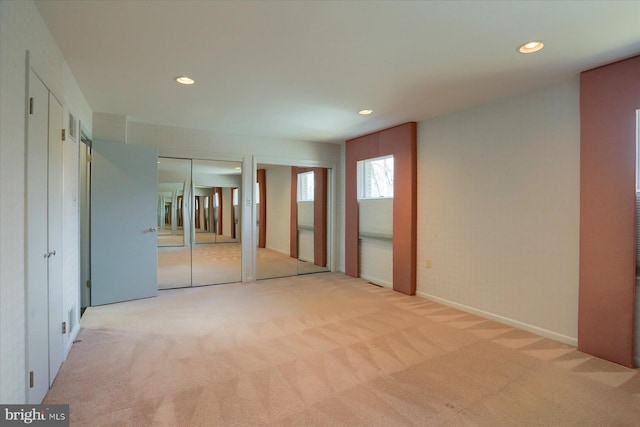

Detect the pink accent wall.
[
  {"left": 257, "top": 169, "right": 266, "bottom": 248},
  {"left": 345, "top": 122, "right": 417, "bottom": 295},
  {"left": 579, "top": 55, "right": 640, "bottom": 367}
]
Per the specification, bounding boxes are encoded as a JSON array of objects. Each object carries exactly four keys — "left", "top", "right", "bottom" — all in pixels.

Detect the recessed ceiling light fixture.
[
  {"left": 358, "top": 109, "right": 373, "bottom": 115},
  {"left": 175, "top": 76, "right": 195, "bottom": 85},
  {"left": 518, "top": 41, "right": 544, "bottom": 54}
]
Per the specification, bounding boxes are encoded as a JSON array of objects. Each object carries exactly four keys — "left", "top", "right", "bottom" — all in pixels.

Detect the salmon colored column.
[
  {"left": 230, "top": 188, "right": 237, "bottom": 239},
  {"left": 580, "top": 55, "right": 640, "bottom": 368},
  {"left": 314, "top": 168, "right": 328, "bottom": 267},
  {"left": 345, "top": 122, "right": 417, "bottom": 295},
  {"left": 216, "top": 188, "right": 223, "bottom": 235},
  {"left": 257, "top": 169, "right": 266, "bottom": 248},
  {"left": 290, "top": 167, "right": 299, "bottom": 258}
]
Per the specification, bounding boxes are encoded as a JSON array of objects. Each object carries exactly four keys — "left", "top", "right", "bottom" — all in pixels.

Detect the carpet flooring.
[{"left": 44, "top": 273, "right": 640, "bottom": 426}]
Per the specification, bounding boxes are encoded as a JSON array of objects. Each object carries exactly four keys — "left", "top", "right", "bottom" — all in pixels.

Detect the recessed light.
[
  {"left": 358, "top": 109, "right": 373, "bottom": 115},
  {"left": 518, "top": 41, "right": 544, "bottom": 54},
  {"left": 175, "top": 76, "right": 195, "bottom": 85}
]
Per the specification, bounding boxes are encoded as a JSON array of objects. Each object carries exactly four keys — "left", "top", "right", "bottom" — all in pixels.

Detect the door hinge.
[
  {"left": 29, "top": 371, "right": 34, "bottom": 388},
  {"left": 62, "top": 129, "right": 66, "bottom": 141},
  {"left": 62, "top": 321, "right": 67, "bottom": 334},
  {"left": 29, "top": 98, "right": 34, "bottom": 114},
  {"left": 86, "top": 279, "right": 92, "bottom": 288}
]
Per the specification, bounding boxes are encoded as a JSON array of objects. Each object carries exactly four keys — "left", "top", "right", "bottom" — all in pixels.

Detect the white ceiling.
[{"left": 35, "top": 0, "right": 640, "bottom": 144}]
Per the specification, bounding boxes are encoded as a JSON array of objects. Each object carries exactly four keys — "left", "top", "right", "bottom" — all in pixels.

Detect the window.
[
  {"left": 358, "top": 155, "right": 394, "bottom": 199},
  {"left": 298, "top": 171, "right": 314, "bottom": 201},
  {"left": 232, "top": 188, "right": 238, "bottom": 206}
]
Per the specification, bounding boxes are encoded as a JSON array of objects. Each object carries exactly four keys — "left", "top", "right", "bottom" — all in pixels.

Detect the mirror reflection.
[
  {"left": 157, "top": 157, "right": 242, "bottom": 289},
  {"left": 255, "top": 164, "right": 330, "bottom": 280}
]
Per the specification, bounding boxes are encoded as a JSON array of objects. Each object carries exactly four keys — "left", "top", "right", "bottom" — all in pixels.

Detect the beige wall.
[
  {"left": 263, "top": 165, "right": 291, "bottom": 255},
  {"left": 416, "top": 78, "right": 580, "bottom": 344}
]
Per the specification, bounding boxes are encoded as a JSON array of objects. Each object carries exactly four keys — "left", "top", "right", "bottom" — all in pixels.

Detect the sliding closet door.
[
  {"left": 157, "top": 158, "right": 242, "bottom": 288},
  {"left": 256, "top": 164, "right": 331, "bottom": 280},
  {"left": 157, "top": 158, "right": 192, "bottom": 289},
  {"left": 192, "top": 160, "right": 242, "bottom": 286}
]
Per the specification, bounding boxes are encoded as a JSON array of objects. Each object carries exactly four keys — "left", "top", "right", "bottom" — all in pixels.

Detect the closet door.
[
  {"left": 26, "top": 70, "right": 50, "bottom": 403},
  {"left": 26, "top": 69, "right": 64, "bottom": 403},
  {"left": 47, "top": 93, "right": 64, "bottom": 385}
]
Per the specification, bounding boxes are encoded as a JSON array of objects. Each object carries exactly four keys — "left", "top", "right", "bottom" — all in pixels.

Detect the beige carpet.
[
  {"left": 158, "top": 243, "right": 242, "bottom": 289},
  {"left": 257, "top": 248, "right": 329, "bottom": 280},
  {"left": 159, "top": 245, "right": 326, "bottom": 289},
  {"left": 45, "top": 273, "right": 640, "bottom": 426}
]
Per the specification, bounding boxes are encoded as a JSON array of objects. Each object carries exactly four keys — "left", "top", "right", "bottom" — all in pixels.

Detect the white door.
[
  {"left": 26, "top": 69, "right": 64, "bottom": 403},
  {"left": 47, "top": 93, "right": 64, "bottom": 385},
  {"left": 90, "top": 140, "right": 158, "bottom": 305},
  {"left": 26, "top": 70, "right": 50, "bottom": 403}
]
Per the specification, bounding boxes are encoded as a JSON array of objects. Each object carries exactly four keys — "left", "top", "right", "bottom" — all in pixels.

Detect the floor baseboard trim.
[
  {"left": 360, "top": 274, "right": 392, "bottom": 289},
  {"left": 65, "top": 325, "right": 81, "bottom": 356},
  {"left": 415, "top": 291, "right": 578, "bottom": 347}
]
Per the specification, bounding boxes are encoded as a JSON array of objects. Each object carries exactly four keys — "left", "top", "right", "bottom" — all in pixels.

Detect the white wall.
[
  {"left": 358, "top": 198, "right": 393, "bottom": 287},
  {"left": 297, "top": 201, "right": 314, "bottom": 262},
  {"left": 417, "top": 78, "right": 580, "bottom": 344},
  {"left": 0, "top": 0, "right": 92, "bottom": 402}
]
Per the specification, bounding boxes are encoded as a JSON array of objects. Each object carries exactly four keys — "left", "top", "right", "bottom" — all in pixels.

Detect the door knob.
[
  {"left": 149, "top": 227, "right": 157, "bottom": 232},
  {"left": 44, "top": 250, "right": 56, "bottom": 258}
]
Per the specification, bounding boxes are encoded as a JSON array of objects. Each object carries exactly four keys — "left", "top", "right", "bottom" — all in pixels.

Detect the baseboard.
[
  {"left": 415, "top": 291, "right": 578, "bottom": 347},
  {"left": 360, "top": 274, "right": 392, "bottom": 289},
  {"left": 65, "top": 325, "right": 80, "bottom": 356},
  {"left": 265, "top": 247, "right": 290, "bottom": 257}
]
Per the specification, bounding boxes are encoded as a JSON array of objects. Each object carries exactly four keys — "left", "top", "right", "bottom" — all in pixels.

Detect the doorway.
[{"left": 157, "top": 157, "right": 243, "bottom": 289}]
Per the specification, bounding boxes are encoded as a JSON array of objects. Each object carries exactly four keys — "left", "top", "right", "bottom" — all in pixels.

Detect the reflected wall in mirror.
[
  {"left": 255, "top": 164, "right": 330, "bottom": 280},
  {"left": 157, "top": 157, "right": 242, "bottom": 290}
]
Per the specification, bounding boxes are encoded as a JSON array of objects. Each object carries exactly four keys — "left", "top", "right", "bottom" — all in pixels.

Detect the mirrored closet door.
[
  {"left": 255, "top": 164, "right": 330, "bottom": 280},
  {"left": 157, "top": 157, "right": 242, "bottom": 289}
]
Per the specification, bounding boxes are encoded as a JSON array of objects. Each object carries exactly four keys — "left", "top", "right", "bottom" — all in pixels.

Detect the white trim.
[
  {"left": 416, "top": 291, "right": 578, "bottom": 346},
  {"left": 360, "top": 274, "right": 393, "bottom": 289},
  {"left": 65, "top": 326, "right": 80, "bottom": 355}
]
